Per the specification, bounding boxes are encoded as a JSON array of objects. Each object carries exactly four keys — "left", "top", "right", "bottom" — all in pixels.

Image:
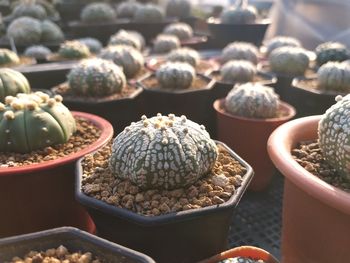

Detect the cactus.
[
  {"left": 315, "top": 41, "right": 350, "bottom": 66},
  {"left": 77, "top": 37, "right": 103, "bottom": 53},
  {"left": 0, "top": 49, "right": 20, "bottom": 66},
  {"left": 0, "top": 68, "right": 31, "bottom": 102},
  {"left": 116, "top": 0, "right": 141, "bottom": 19},
  {"left": 264, "top": 36, "right": 301, "bottom": 56},
  {"left": 156, "top": 62, "right": 195, "bottom": 90},
  {"left": 40, "top": 20, "right": 64, "bottom": 43},
  {"left": 80, "top": 2, "right": 116, "bottom": 23},
  {"left": 99, "top": 45, "right": 144, "bottom": 78},
  {"left": 220, "top": 60, "right": 257, "bottom": 83},
  {"left": 7, "top": 16, "right": 42, "bottom": 46},
  {"left": 221, "top": 42, "right": 259, "bottom": 64},
  {"left": 133, "top": 4, "right": 165, "bottom": 23},
  {"left": 24, "top": 45, "right": 52, "bottom": 59},
  {"left": 317, "top": 61, "right": 350, "bottom": 93},
  {"left": 109, "top": 113, "right": 218, "bottom": 190},
  {"left": 269, "top": 46, "right": 310, "bottom": 76},
  {"left": 67, "top": 58, "right": 126, "bottom": 97},
  {"left": 220, "top": 0, "right": 257, "bottom": 24},
  {"left": 166, "top": 0, "right": 192, "bottom": 19},
  {"left": 0, "top": 92, "right": 76, "bottom": 153},
  {"left": 58, "top": 40, "right": 91, "bottom": 59},
  {"left": 318, "top": 94, "right": 350, "bottom": 179},
  {"left": 218, "top": 258, "right": 261, "bottom": 263},
  {"left": 153, "top": 34, "right": 180, "bottom": 54},
  {"left": 109, "top": 30, "right": 145, "bottom": 51},
  {"left": 163, "top": 22, "right": 193, "bottom": 41},
  {"left": 11, "top": 0, "right": 47, "bottom": 20},
  {"left": 225, "top": 82, "right": 280, "bottom": 118},
  {"left": 167, "top": 47, "right": 200, "bottom": 67}
]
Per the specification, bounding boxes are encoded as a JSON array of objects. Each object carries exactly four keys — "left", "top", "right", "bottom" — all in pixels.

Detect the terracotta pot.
[
  {"left": 214, "top": 99, "right": 296, "bottom": 191},
  {"left": 0, "top": 227, "right": 155, "bottom": 263},
  {"left": 267, "top": 116, "right": 350, "bottom": 263},
  {"left": 198, "top": 246, "right": 279, "bottom": 263},
  {"left": 76, "top": 141, "right": 254, "bottom": 263},
  {"left": 0, "top": 112, "right": 113, "bottom": 238}
]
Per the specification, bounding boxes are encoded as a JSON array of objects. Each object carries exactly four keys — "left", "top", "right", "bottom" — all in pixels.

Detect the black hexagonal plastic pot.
[
  {"left": 0, "top": 227, "right": 155, "bottom": 263},
  {"left": 75, "top": 141, "right": 254, "bottom": 263}
]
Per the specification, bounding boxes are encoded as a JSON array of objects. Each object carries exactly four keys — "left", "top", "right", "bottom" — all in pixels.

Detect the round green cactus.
[
  {"left": 40, "top": 20, "right": 64, "bottom": 43},
  {"left": 315, "top": 41, "right": 350, "bottom": 66},
  {"left": 269, "top": 46, "right": 310, "bottom": 76},
  {"left": 116, "top": 0, "right": 141, "bottom": 19},
  {"left": 7, "top": 16, "right": 42, "bottom": 46},
  {"left": 80, "top": 2, "right": 116, "bottom": 24},
  {"left": 167, "top": 47, "right": 200, "bottom": 67},
  {"left": 220, "top": 60, "right": 257, "bottom": 83},
  {"left": 225, "top": 82, "right": 280, "bottom": 118},
  {"left": 133, "top": 4, "right": 165, "bottom": 23},
  {"left": 318, "top": 94, "right": 350, "bottom": 180},
  {"left": 0, "top": 92, "right": 76, "bottom": 153},
  {"left": 0, "top": 68, "right": 31, "bottom": 102},
  {"left": 11, "top": 1, "right": 47, "bottom": 20},
  {"left": 153, "top": 34, "right": 180, "bottom": 54},
  {"left": 264, "top": 36, "right": 301, "bottom": 56},
  {"left": 77, "top": 38, "right": 103, "bottom": 53},
  {"left": 24, "top": 45, "right": 52, "bottom": 59},
  {"left": 0, "top": 49, "right": 20, "bottom": 66},
  {"left": 166, "top": 0, "right": 192, "bottom": 19},
  {"left": 67, "top": 58, "right": 126, "bottom": 97},
  {"left": 220, "top": 0, "right": 257, "bottom": 24},
  {"left": 109, "top": 30, "right": 145, "bottom": 51},
  {"left": 221, "top": 42, "right": 259, "bottom": 64},
  {"left": 163, "top": 22, "right": 193, "bottom": 41},
  {"left": 99, "top": 45, "right": 144, "bottom": 78},
  {"left": 156, "top": 62, "right": 195, "bottom": 90},
  {"left": 109, "top": 113, "right": 218, "bottom": 190},
  {"left": 317, "top": 61, "right": 350, "bottom": 93},
  {"left": 58, "top": 40, "right": 91, "bottom": 59}
]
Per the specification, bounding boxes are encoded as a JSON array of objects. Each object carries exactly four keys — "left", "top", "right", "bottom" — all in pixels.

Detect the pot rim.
[
  {"left": 75, "top": 140, "right": 254, "bottom": 226},
  {"left": 267, "top": 115, "right": 350, "bottom": 214},
  {"left": 213, "top": 98, "right": 296, "bottom": 123},
  {"left": 0, "top": 111, "right": 113, "bottom": 176}
]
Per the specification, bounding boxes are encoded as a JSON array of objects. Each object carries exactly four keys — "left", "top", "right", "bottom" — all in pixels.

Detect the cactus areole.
[
  {"left": 109, "top": 114, "right": 218, "bottom": 190},
  {"left": 0, "top": 92, "right": 76, "bottom": 153}
]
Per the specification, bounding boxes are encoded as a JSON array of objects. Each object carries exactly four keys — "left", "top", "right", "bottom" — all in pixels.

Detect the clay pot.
[
  {"left": 0, "top": 227, "right": 155, "bottom": 263},
  {"left": 267, "top": 116, "right": 350, "bottom": 263},
  {"left": 75, "top": 141, "right": 254, "bottom": 263},
  {"left": 214, "top": 99, "right": 296, "bottom": 191},
  {"left": 0, "top": 112, "right": 113, "bottom": 238},
  {"left": 198, "top": 246, "right": 279, "bottom": 263}
]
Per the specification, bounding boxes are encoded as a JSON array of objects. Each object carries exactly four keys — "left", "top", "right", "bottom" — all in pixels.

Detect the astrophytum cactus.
[
  {"left": 109, "top": 30, "right": 145, "bottom": 51},
  {"left": 7, "top": 16, "right": 42, "bottom": 46},
  {"left": 155, "top": 62, "right": 195, "bottom": 90},
  {"left": 264, "top": 36, "right": 301, "bottom": 56},
  {"left": 58, "top": 40, "right": 91, "bottom": 59},
  {"left": 221, "top": 42, "right": 259, "bottom": 65},
  {"left": 163, "top": 22, "right": 193, "bottom": 41},
  {"left": 0, "top": 68, "right": 31, "bottom": 102},
  {"left": 166, "top": 47, "right": 200, "bottom": 67},
  {"left": 80, "top": 2, "right": 116, "bottom": 23},
  {"left": 220, "top": 60, "right": 257, "bottom": 83},
  {"left": 133, "top": 4, "right": 165, "bottom": 23},
  {"left": 220, "top": 0, "right": 257, "bottom": 24},
  {"left": 315, "top": 41, "right": 350, "bottom": 66},
  {"left": 24, "top": 45, "right": 52, "bottom": 59},
  {"left": 317, "top": 61, "right": 350, "bottom": 93},
  {"left": 153, "top": 34, "right": 180, "bottom": 54},
  {"left": 0, "top": 49, "right": 20, "bottom": 66}
]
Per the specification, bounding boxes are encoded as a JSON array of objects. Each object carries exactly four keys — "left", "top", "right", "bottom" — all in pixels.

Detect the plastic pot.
[
  {"left": 198, "top": 246, "right": 280, "bottom": 263},
  {"left": 137, "top": 73, "right": 216, "bottom": 136},
  {"left": 0, "top": 112, "right": 113, "bottom": 238},
  {"left": 75, "top": 141, "right": 254, "bottom": 263},
  {"left": 267, "top": 116, "right": 350, "bottom": 263},
  {"left": 0, "top": 227, "right": 155, "bottom": 263},
  {"left": 214, "top": 99, "right": 296, "bottom": 191},
  {"left": 206, "top": 18, "right": 271, "bottom": 48},
  {"left": 52, "top": 85, "right": 144, "bottom": 136}
]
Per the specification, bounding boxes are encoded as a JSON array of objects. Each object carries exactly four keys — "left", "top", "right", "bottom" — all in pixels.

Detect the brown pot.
[
  {"left": 267, "top": 116, "right": 350, "bottom": 263},
  {"left": 197, "top": 246, "right": 279, "bottom": 263},
  {"left": 214, "top": 99, "right": 296, "bottom": 191}
]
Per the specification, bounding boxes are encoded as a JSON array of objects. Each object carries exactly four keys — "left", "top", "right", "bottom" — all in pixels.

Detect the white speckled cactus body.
[
  {"left": 264, "top": 36, "right": 301, "bottom": 56},
  {"left": 133, "top": 4, "right": 165, "bottom": 23},
  {"left": 80, "top": 2, "right": 116, "bottom": 23},
  {"left": 220, "top": 60, "right": 257, "bottom": 83},
  {"left": 24, "top": 45, "right": 51, "bottom": 59},
  {"left": 67, "top": 58, "right": 126, "bottom": 97},
  {"left": 225, "top": 82, "right": 280, "bottom": 118},
  {"left": 109, "top": 114, "right": 218, "bottom": 189},
  {"left": 220, "top": 0, "right": 257, "bottom": 24},
  {"left": 153, "top": 34, "right": 180, "bottom": 54},
  {"left": 0, "top": 49, "right": 20, "bottom": 65},
  {"left": 167, "top": 47, "right": 200, "bottom": 67},
  {"left": 315, "top": 42, "right": 350, "bottom": 66},
  {"left": 166, "top": 0, "right": 192, "bottom": 19},
  {"left": 269, "top": 46, "right": 310, "bottom": 76},
  {"left": 11, "top": 1, "right": 47, "bottom": 20},
  {"left": 7, "top": 16, "right": 42, "bottom": 45},
  {"left": 99, "top": 45, "right": 144, "bottom": 78},
  {"left": 0, "top": 68, "right": 31, "bottom": 102},
  {"left": 318, "top": 94, "right": 350, "bottom": 179},
  {"left": 77, "top": 38, "right": 103, "bottom": 53},
  {"left": 163, "top": 22, "right": 193, "bottom": 41},
  {"left": 116, "top": 0, "right": 141, "bottom": 19},
  {"left": 156, "top": 62, "right": 195, "bottom": 90},
  {"left": 109, "top": 30, "right": 145, "bottom": 51},
  {"left": 221, "top": 42, "right": 259, "bottom": 65},
  {"left": 40, "top": 20, "right": 64, "bottom": 43},
  {"left": 317, "top": 62, "right": 350, "bottom": 93},
  {"left": 0, "top": 92, "right": 76, "bottom": 153},
  {"left": 58, "top": 40, "right": 91, "bottom": 59},
  {"left": 218, "top": 257, "right": 260, "bottom": 263}
]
